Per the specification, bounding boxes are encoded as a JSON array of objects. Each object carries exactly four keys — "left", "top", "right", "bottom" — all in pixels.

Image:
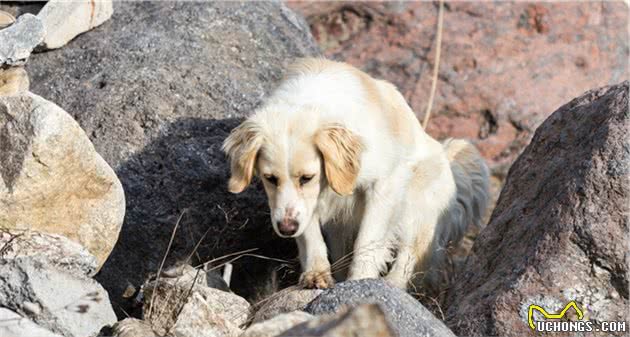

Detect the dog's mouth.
[{"left": 275, "top": 230, "right": 298, "bottom": 239}]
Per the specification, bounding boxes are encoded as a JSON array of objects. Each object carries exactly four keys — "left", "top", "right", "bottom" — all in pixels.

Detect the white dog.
[{"left": 223, "top": 58, "right": 489, "bottom": 290}]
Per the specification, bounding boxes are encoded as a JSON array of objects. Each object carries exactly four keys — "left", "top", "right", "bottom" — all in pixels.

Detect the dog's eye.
[
  {"left": 264, "top": 174, "right": 278, "bottom": 186},
  {"left": 299, "top": 175, "right": 314, "bottom": 186}
]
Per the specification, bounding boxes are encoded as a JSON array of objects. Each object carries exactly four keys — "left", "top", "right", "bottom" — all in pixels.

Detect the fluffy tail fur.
[
  {"left": 420, "top": 139, "right": 490, "bottom": 292},
  {"left": 439, "top": 138, "right": 490, "bottom": 242}
]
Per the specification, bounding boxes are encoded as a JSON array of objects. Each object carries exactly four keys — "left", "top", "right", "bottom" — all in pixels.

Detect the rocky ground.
[{"left": 1, "top": 1, "right": 628, "bottom": 337}]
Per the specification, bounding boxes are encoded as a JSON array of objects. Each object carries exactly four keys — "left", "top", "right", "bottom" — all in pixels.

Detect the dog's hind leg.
[
  {"left": 346, "top": 207, "right": 395, "bottom": 280},
  {"left": 385, "top": 200, "right": 439, "bottom": 289},
  {"left": 385, "top": 156, "right": 454, "bottom": 289},
  {"left": 346, "top": 167, "right": 410, "bottom": 280}
]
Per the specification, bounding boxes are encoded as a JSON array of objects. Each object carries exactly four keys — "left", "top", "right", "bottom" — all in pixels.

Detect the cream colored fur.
[{"left": 223, "top": 58, "right": 489, "bottom": 290}]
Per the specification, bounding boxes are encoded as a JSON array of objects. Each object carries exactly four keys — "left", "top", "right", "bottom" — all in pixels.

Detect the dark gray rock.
[
  {"left": 445, "top": 82, "right": 629, "bottom": 337},
  {"left": 26, "top": 1, "right": 319, "bottom": 316},
  {"left": 0, "top": 258, "right": 117, "bottom": 337},
  {"left": 0, "top": 13, "right": 44, "bottom": 65},
  {"left": 305, "top": 279, "right": 456, "bottom": 337}
]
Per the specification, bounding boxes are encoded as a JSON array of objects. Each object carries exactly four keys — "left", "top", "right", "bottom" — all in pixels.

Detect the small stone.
[
  {"left": 121, "top": 284, "right": 137, "bottom": 299},
  {"left": 0, "top": 13, "right": 45, "bottom": 65},
  {"left": 0, "top": 66, "right": 29, "bottom": 96},
  {"left": 252, "top": 288, "right": 322, "bottom": 323},
  {"left": 37, "top": 0, "right": 113, "bottom": 50},
  {"left": 0, "top": 10, "right": 15, "bottom": 28},
  {"left": 22, "top": 301, "right": 41, "bottom": 316},
  {"left": 240, "top": 311, "right": 314, "bottom": 337}
]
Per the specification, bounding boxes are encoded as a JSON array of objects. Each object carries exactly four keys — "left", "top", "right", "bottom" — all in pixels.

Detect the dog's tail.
[
  {"left": 439, "top": 138, "right": 490, "bottom": 243},
  {"left": 421, "top": 139, "right": 490, "bottom": 293}
]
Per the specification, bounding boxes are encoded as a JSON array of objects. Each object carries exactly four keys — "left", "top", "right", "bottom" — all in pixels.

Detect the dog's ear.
[
  {"left": 314, "top": 123, "right": 363, "bottom": 196},
  {"left": 222, "top": 120, "right": 264, "bottom": 193}
]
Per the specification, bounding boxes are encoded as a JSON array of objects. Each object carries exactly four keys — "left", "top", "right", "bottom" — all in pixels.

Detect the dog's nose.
[{"left": 277, "top": 218, "right": 299, "bottom": 236}]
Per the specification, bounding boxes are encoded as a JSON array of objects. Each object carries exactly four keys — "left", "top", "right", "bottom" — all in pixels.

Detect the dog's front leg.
[{"left": 296, "top": 217, "right": 334, "bottom": 289}]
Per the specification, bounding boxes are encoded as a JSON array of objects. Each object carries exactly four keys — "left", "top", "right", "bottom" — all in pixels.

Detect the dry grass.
[{"left": 146, "top": 209, "right": 187, "bottom": 320}]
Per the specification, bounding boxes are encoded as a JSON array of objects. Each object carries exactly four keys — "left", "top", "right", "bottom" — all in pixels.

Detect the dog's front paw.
[{"left": 299, "top": 270, "right": 335, "bottom": 289}]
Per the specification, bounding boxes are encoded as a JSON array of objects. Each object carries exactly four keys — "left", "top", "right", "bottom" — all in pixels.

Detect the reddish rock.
[{"left": 444, "top": 82, "right": 629, "bottom": 336}]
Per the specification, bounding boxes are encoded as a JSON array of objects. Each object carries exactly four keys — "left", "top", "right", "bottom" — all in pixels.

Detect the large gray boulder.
[
  {"left": 445, "top": 82, "right": 629, "bottom": 336},
  {"left": 305, "top": 279, "right": 456, "bottom": 337},
  {"left": 26, "top": 1, "right": 319, "bottom": 313},
  {"left": 0, "top": 258, "right": 117, "bottom": 337}
]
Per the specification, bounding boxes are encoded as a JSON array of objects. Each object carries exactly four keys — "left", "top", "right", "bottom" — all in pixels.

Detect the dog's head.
[{"left": 222, "top": 117, "right": 363, "bottom": 238}]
